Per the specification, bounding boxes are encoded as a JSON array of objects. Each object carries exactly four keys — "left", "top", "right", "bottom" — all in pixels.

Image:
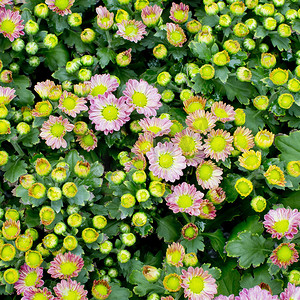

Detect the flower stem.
[
  {"left": 105, "top": 31, "right": 112, "bottom": 48},
  {"left": 10, "top": 138, "right": 25, "bottom": 157},
  {"left": 181, "top": 212, "right": 190, "bottom": 224}
]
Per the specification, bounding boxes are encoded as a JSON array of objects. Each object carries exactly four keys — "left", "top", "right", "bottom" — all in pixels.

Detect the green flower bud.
[
  {"left": 149, "top": 181, "right": 165, "bottom": 197},
  {"left": 136, "top": 189, "right": 150, "bottom": 203},
  {"left": 174, "top": 72, "right": 187, "bottom": 85},
  {"left": 186, "top": 20, "right": 202, "bottom": 34},
  {"left": 44, "top": 34, "right": 58, "bottom": 49},
  {"left": 223, "top": 40, "right": 240, "bottom": 54},
  {"left": 43, "top": 233, "right": 58, "bottom": 249},
  {"left": 93, "top": 215, "right": 107, "bottom": 230},
  {"left": 205, "top": 2, "right": 219, "bottom": 15},
  {"left": 253, "top": 95, "right": 269, "bottom": 110},
  {"left": 80, "top": 55, "right": 94, "bottom": 66},
  {"left": 245, "top": 18, "right": 257, "bottom": 31},
  {"left": 200, "top": 64, "right": 215, "bottom": 80},
  {"left": 5, "top": 209, "right": 19, "bottom": 221},
  {"left": 68, "top": 13, "right": 82, "bottom": 27},
  {"left": 119, "top": 223, "right": 131, "bottom": 233},
  {"left": 108, "top": 268, "right": 118, "bottom": 278},
  {"left": 245, "top": 0, "right": 258, "bottom": 9},
  {"left": 129, "top": 120, "right": 142, "bottom": 133},
  {"left": 62, "top": 80, "right": 73, "bottom": 91},
  {"left": 261, "top": 53, "right": 276, "bottom": 69},
  {"left": 236, "top": 67, "right": 252, "bottom": 82},
  {"left": 230, "top": 1, "right": 245, "bottom": 16},
  {"left": 12, "top": 38, "right": 25, "bottom": 52},
  {"left": 121, "top": 193, "right": 136, "bottom": 208},
  {"left": 142, "top": 266, "right": 161, "bottom": 283},
  {"left": 161, "top": 89, "right": 175, "bottom": 103},
  {"left": 25, "top": 42, "right": 38, "bottom": 55},
  {"left": 117, "top": 249, "right": 131, "bottom": 263},
  {"left": 278, "top": 24, "right": 291, "bottom": 38},
  {"left": 197, "top": 30, "right": 214, "bottom": 45},
  {"left": 104, "top": 257, "right": 114, "bottom": 267},
  {"left": 63, "top": 235, "right": 78, "bottom": 251},
  {"left": 219, "top": 14, "right": 231, "bottom": 27},
  {"left": 288, "top": 78, "right": 300, "bottom": 92},
  {"left": 251, "top": 196, "right": 266, "bottom": 212},
  {"left": 47, "top": 187, "right": 62, "bottom": 201},
  {"left": 54, "top": 222, "right": 67, "bottom": 235},
  {"left": 285, "top": 9, "right": 297, "bottom": 21},
  {"left": 217, "top": 1, "right": 226, "bottom": 11},
  {"left": 147, "top": 294, "right": 160, "bottom": 300},
  {"left": 28, "top": 56, "right": 40, "bottom": 68},
  {"left": 260, "top": 3, "right": 275, "bottom": 16},
  {"left": 278, "top": 93, "right": 294, "bottom": 109},
  {"left": 25, "top": 20, "right": 39, "bottom": 35},
  {"left": 34, "top": 3, "right": 49, "bottom": 18},
  {"left": 132, "top": 212, "right": 147, "bottom": 227},
  {"left": 132, "top": 170, "right": 147, "bottom": 184},
  {"left": 288, "top": 270, "right": 300, "bottom": 285},
  {"left": 263, "top": 17, "right": 277, "bottom": 31},
  {"left": 16, "top": 122, "right": 30, "bottom": 135},
  {"left": 233, "top": 23, "right": 249, "bottom": 37},
  {"left": 0, "top": 151, "right": 8, "bottom": 166},
  {"left": 121, "top": 233, "right": 136, "bottom": 246},
  {"left": 81, "top": 28, "right": 96, "bottom": 43},
  {"left": 67, "top": 213, "right": 82, "bottom": 228},
  {"left": 157, "top": 71, "right": 171, "bottom": 86},
  {"left": 180, "top": 89, "right": 194, "bottom": 101},
  {"left": 9, "top": 63, "right": 20, "bottom": 73},
  {"left": 259, "top": 43, "right": 269, "bottom": 53},
  {"left": 78, "top": 68, "right": 92, "bottom": 81},
  {"left": 273, "top": 0, "right": 285, "bottom": 7},
  {"left": 99, "top": 240, "right": 113, "bottom": 254},
  {"left": 243, "top": 39, "right": 256, "bottom": 51}
]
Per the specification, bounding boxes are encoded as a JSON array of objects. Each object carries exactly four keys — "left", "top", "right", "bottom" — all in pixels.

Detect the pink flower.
[
  {"left": 196, "top": 160, "right": 223, "bottom": 190},
  {"left": 54, "top": 278, "right": 88, "bottom": 300},
  {"left": 236, "top": 285, "right": 279, "bottom": 300},
  {"left": 87, "top": 74, "right": 119, "bottom": 98},
  {"left": 186, "top": 110, "right": 217, "bottom": 134},
  {"left": 169, "top": 2, "right": 189, "bottom": 24},
  {"left": 166, "top": 242, "right": 185, "bottom": 267},
  {"left": 0, "top": 0, "right": 13, "bottom": 8},
  {"left": 270, "top": 243, "right": 298, "bottom": 269},
  {"left": 166, "top": 23, "right": 187, "bottom": 47},
  {"left": 45, "top": 0, "right": 75, "bottom": 16},
  {"left": 139, "top": 117, "right": 172, "bottom": 137},
  {"left": 116, "top": 19, "right": 147, "bottom": 43},
  {"left": 141, "top": 5, "right": 163, "bottom": 27},
  {"left": 211, "top": 101, "right": 236, "bottom": 123},
  {"left": 280, "top": 283, "right": 300, "bottom": 300},
  {"left": 58, "top": 91, "right": 88, "bottom": 117},
  {"left": 34, "top": 80, "right": 56, "bottom": 100},
  {"left": 0, "top": 8, "right": 24, "bottom": 42},
  {"left": 96, "top": 6, "right": 114, "bottom": 30},
  {"left": 77, "top": 129, "right": 98, "bottom": 152},
  {"left": 0, "top": 86, "right": 16, "bottom": 105},
  {"left": 22, "top": 287, "right": 54, "bottom": 300}
]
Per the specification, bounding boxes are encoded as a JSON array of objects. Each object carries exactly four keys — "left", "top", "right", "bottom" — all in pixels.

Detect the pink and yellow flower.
[
  {"left": 166, "top": 242, "right": 185, "bottom": 267},
  {"left": 88, "top": 74, "right": 119, "bottom": 97},
  {"left": 263, "top": 208, "right": 300, "bottom": 240},
  {"left": 211, "top": 101, "right": 235, "bottom": 123},
  {"left": 199, "top": 199, "right": 216, "bottom": 219},
  {"left": 22, "top": 287, "right": 54, "bottom": 300},
  {"left": 0, "top": 8, "right": 24, "bottom": 42},
  {"left": 196, "top": 160, "right": 223, "bottom": 190},
  {"left": 40, "top": 115, "right": 74, "bottom": 149},
  {"left": 116, "top": 19, "right": 147, "bottom": 43},
  {"left": 236, "top": 285, "right": 279, "bottom": 300},
  {"left": 280, "top": 283, "right": 300, "bottom": 300},
  {"left": 264, "top": 165, "right": 286, "bottom": 187},
  {"left": 0, "top": 0, "right": 13, "bottom": 7},
  {"left": 169, "top": 2, "right": 189, "bottom": 24},
  {"left": 206, "top": 187, "right": 226, "bottom": 205},
  {"left": 141, "top": 5, "right": 163, "bottom": 27},
  {"left": 233, "top": 127, "right": 255, "bottom": 152},
  {"left": 139, "top": 117, "right": 172, "bottom": 137},
  {"left": 183, "top": 96, "right": 207, "bottom": 114},
  {"left": 166, "top": 182, "right": 204, "bottom": 216},
  {"left": 166, "top": 23, "right": 187, "bottom": 47},
  {"left": 214, "top": 295, "right": 235, "bottom": 300},
  {"left": 32, "top": 101, "right": 53, "bottom": 117},
  {"left": 186, "top": 110, "right": 217, "bottom": 134},
  {"left": 92, "top": 279, "right": 112, "bottom": 299},
  {"left": 58, "top": 91, "right": 88, "bottom": 117},
  {"left": 0, "top": 86, "right": 16, "bottom": 105},
  {"left": 146, "top": 141, "right": 186, "bottom": 182},
  {"left": 123, "top": 79, "right": 162, "bottom": 117},
  {"left": 96, "top": 6, "right": 114, "bottom": 30},
  {"left": 34, "top": 80, "right": 56, "bottom": 100},
  {"left": 77, "top": 129, "right": 97, "bottom": 151},
  {"left": 132, "top": 132, "right": 153, "bottom": 155},
  {"left": 54, "top": 278, "right": 88, "bottom": 300},
  {"left": 270, "top": 243, "right": 299, "bottom": 269},
  {"left": 45, "top": 0, "right": 75, "bottom": 16}
]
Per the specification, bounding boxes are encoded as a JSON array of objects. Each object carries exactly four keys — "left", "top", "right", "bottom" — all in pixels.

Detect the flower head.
[
  {"left": 211, "top": 101, "right": 235, "bottom": 123},
  {"left": 45, "top": 0, "right": 75, "bottom": 16},
  {"left": 236, "top": 285, "right": 279, "bottom": 300},
  {"left": 255, "top": 129, "right": 274, "bottom": 149},
  {"left": 0, "top": 8, "right": 24, "bottom": 42},
  {"left": 270, "top": 68, "right": 289, "bottom": 85},
  {"left": 123, "top": 79, "right": 162, "bottom": 117},
  {"left": 239, "top": 150, "right": 261, "bottom": 170},
  {"left": 270, "top": 243, "right": 298, "bottom": 269},
  {"left": 116, "top": 48, "right": 132, "bottom": 67},
  {"left": 141, "top": 5, "right": 163, "bottom": 27},
  {"left": 0, "top": 0, "right": 13, "bottom": 7},
  {"left": 32, "top": 100, "right": 53, "bottom": 117},
  {"left": 287, "top": 161, "right": 300, "bottom": 177},
  {"left": 0, "top": 86, "right": 16, "bottom": 105},
  {"left": 206, "top": 187, "right": 226, "bottom": 205},
  {"left": 116, "top": 19, "right": 147, "bottom": 43},
  {"left": 169, "top": 2, "right": 189, "bottom": 24},
  {"left": 182, "top": 223, "right": 199, "bottom": 240},
  {"left": 166, "top": 182, "right": 204, "bottom": 216},
  {"left": 88, "top": 74, "right": 119, "bottom": 97},
  {"left": 199, "top": 199, "right": 216, "bottom": 219},
  {"left": 186, "top": 110, "right": 217, "bottom": 134},
  {"left": 280, "top": 283, "right": 300, "bottom": 300},
  {"left": 196, "top": 160, "right": 223, "bottom": 190},
  {"left": 166, "top": 23, "right": 187, "bottom": 47},
  {"left": 233, "top": 127, "right": 254, "bottom": 152},
  {"left": 132, "top": 133, "right": 153, "bottom": 156},
  {"left": 96, "top": 6, "right": 114, "bottom": 30},
  {"left": 166, "top": 242, "right": 185, "bottom": 267},
  {"left": 54, "top": 278, "right": 88, "bottom": 300},
  {"left": 58, "top": 91, "right": 88, "bottom": 117},
  {"left": 40, "top": 115, "right": 74, "bottom": 149},
  {"left": 146, "top": 142, "right": 186, "bottom": 182},
  {"left": 163, "top": 273, "right": 182, "bottom": 292},
  {"left": 235, "top": 178, "right": 253, "bottom": 197},
  {"left": 77, "top": 129, "right": 97, "bottom": 151},
  {"left": 139, "top": 117, "right": 172, "bottom": 137},
  {"left": 34, "top": 80, "right": 56, "bottom": 100},
  {"left": 2, "top": 219, "right": 20, "bottom": 240},
  {"left": 22, "top": 287, "right": 54, "bottom": 300},
  {"left": 183, "top": 96, "right": 207, "bottom": 114},
  {"left": 264, "top": 165, "right": 286, "bottom": 187},
  {"left": 92, "top": 280, "right": 112, "bottom": 299}
]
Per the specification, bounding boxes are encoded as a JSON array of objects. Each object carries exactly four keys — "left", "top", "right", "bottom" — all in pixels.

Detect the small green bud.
[{"left": 25, "top": 42, "right": 38, "bottom": 55}]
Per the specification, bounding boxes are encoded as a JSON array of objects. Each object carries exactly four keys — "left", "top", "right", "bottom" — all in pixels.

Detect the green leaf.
[
  {"left": 189, "top": 41, "right": 211, "bottom": 62},
  {"left": 292, "top": 19, "right": 300, "bottom": 34},
  {"left": 3, "top": 159, "right": 27, "bottom": 183},
  {"left": 202, "top": 263, "right": 221, "bottom": 280},
  {"left": 202, "top": 15, "right": 219, "bottom": 27},
  {"left": 50, "top": 13, "right": 69, "bottom": 33},
  {"left": 10, "top": 75, "right": 35, "bottom": 107},
  {"left": 43, "top": 43, "right": 70, "bottom": 72},
  {"left": 97, "top": 48, "right": 115, "bottom": 69},
  {"left": 18, "top": 128, "right": 40, "bottom": 147},
  {"left": 181, "top": 235, "right": 205, "bottom": 253},
  {"left": 141, "top": 66, "right": 167, "bottom": 84},
  {"left": 215, "top": 66, "right": 229, "bottom": 83},
  {"left": 65, "top": 150, "right": 82, "bottom": 170},
  {"left": 106, "top": 198, "right": 121, "bottom": 219},
  {"left": 221, "top": 174, "right": 239, "bottom": 203},
  {"left": 191, "top": 74, "right": 214, "bottom": 94},
  {"left": 51, "top": 199, "right": 63, "bottom": 213},
  {"left": 281, "top": 191, "right": 300, "bottom": 209},
  {"left": 25, "top": 208, "right": 40, "bottom": 227},
  {"left": 63, "top": 29, "right": 94, "bottom": 53},
  {"left": 52, "top": 67, "right": 77, "bottom": 82},
  {"left": 204, "top": 229, "right": 226, "bottom": 260},
  {"left": 156, "top": 215, "right": 181, "bottom": 242},
  {"left": 270, "top": 33, "right": 290, "bottom": 51},
  {"left": 254, "top": 26, "right": 268, "bottom": 39},
  {"left": 226, "top": 231, "right": 274, "bottom": 269},
  {"left": 275, "top": 131, "right": 300, "bottom": 163},
  {"left": 243, "top": 107, "right": 265, "bottom": 134},
  {"left": 69, "top": 186, "right": 90, "bottom": 206},
  {"left": 104, "top": 131, "right": 123, "bottom": 148}
]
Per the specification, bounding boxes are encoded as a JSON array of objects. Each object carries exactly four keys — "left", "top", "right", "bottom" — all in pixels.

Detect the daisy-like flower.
[
  {"left": 166, "top": 242, "right": 185, "bottom": 267},
  {"left": 211, "top": 101, "right": 235, "bottom": 123},
  {"left": 214, "top": 295, "right": 235, "bottom": 300},
  {"left": 181, "top": 267, "right": 217, "bottom": 300},
  {"left": 14, "top": 264, "right": 44, "bottom": 295},
  {"left": 263, "top": 208, "right": 300, "bottom": 240},
  {"left": 169, "top": 2, "right": 189, "bottom": 24},
  {"left": 116, "top": 19, "right": 147, "bottom": 43},
  {"left": 166, "top": 182, "right": 204, "bottom": 216},
  {"left": 48, "top": 252, "right": 84, "bottom": 279},
  {"left": 238, "top": 150, "right": 261, "bottom": 171},
  {"left": 139, "top": 117, "right": 172, "bottom": 137},
  {"left": 270, "top": 243, "right": 299, "bottom": 269},
  {"left": 166, "top": 23, "right": 187, "bottom": 47},
  {"left": 124, "top": 154, "right": 147, "bottom": 172},
  {"left": 45, "top": 0, "right": 75, "bottom": 16},
  {"left": 0, "top": 0, "right": 13, "bottom": 7},
  {"left": 196, "top": 160, "right": 223, "bottom": 190},
  {"left": 2, "top": 219, "right": 20, "bottom": 240},
  {"left": 206, "top": 187, "right": 226, "bottom": 205},
  {"left": 22, "top": 287, "right": 54, "bottom": 300},
  {"left": 186, "top": 110, "right": 217, "bottom": 134},
  {"left": 146, "top": 142, "right": 186, "bottom": 182},
  {"left": 199, "top": 199, "right": 216, "bottom": 219},
  {"left": 183, "top": 96, "right": 207, "bottom": 114},
  {"left": 34, "top": 80, "right": 56, "bottom": 100},
  {"left": 255, "top": 129, "right": 275, "bottom": 149},
  {"left": 233, "top": 127, "right": 255, "bottom": 152},
  {"left": 40, "top": 116, "right": 74, "bottom": 149},
  {"left": 77, "top": 129, "right": 97, "bottom": 151},
  {"left": 123, "top": 79, "right": 162, "bottom": 117},
  {"left": 163, "top": 273, "right": 182, "bottom": 292},
  {"left": 182, "top": 223, "right": 199, "bottom": 240},
  {"left": 141, "top": 5, "right": 163, "bottom": 27},
  {"left": 92, "top": 280, "right": 112, "bottom": 299},
  {"left": 264, "top": 165, "right": 286, "bottom": 187},
  {"left": 235, "top": 177, "right": 253, "bottom": 197},
  {"left": 54, "top": 278, "right": 88, "bottom": 300},
  {"left": 89, "top": 93, "right": 132, "bottom": 135},
  {"left": 203, "top": 129, "right": 233, "bottom": 162},
  {"left": 88, "top": 74, "right": 119, "bottom": 98},
  {"left": 132, "top": 133, "right": 153, "bottom": 155},
  {"left": 0, "top": 8, "right": 24, "bottom": 42},
  {"left": 280, "top": 283, "right": 300, "bottom": 300},
  {"left": 0, "top": 86, "right": 16, "bottom": 105},
  {"left": 96, "top": 6, "right": 114, "bottom": 30},
  {"left": 236, "top": 285, "right": 279, "bottom": 300},
  {"left": 32, "top": 101, "right": 53, "bottom": 117},
  {"left": 58, "top": 91, "right": 88, "bottom": 117}
]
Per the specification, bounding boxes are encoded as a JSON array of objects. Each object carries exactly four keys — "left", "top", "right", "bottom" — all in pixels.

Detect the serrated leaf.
[
  {"left": 221, "top": 174, "right": 239, "bottom": 203},
  {"left": 104, "top": 131, "right": 122, "bottom": 148},
  {"left": 43, "top": 43, "right": 69, "bottom": 72},
  {"left": 191, "top": 74, "right": 213, "bottom": 94},
  {"left": 107, "top": 283, "right": 131, "bottom": 300},
  {"left": 68, "top": 186, "right": 90, "bottom": 206},
  {"left": 275, "top": 131, "right": 300, "bottom": 163},
  {"left": 270, "top": 33, "right": 290, "bottom": 51},
  {"left": 203, "top": 229, "right": 226, "bottom": 260},
  {"left": 243, "top": 107, "right": 266, "bottom": 134},
  {"left": 226, "top": 231, "right": 274, "bottom": 269},
  {"left": 97, "top": 48, "right": 115, "bottom": 69},
  {"left": 254, "top": 26, "right": 268, "bottom": 39},
  {"left": 25, "top": 208, "right": 40, "bottom": 227},
  {"left": 215, "top": 66, "right": 229, "bottom": 83},
  {"left": 65, "top": 149, "right": 82, "bottom": 170},
  {"left": 292, "top": 19, "right": 300, "bottom": 34},
  {"left": 202, "top": 263, "right": 221, "bottom": 280},
  {"left": 181, "top": 235, "right": 205, "bottom": 253},
  {"left": 62, "top": 29, "right": 94, "bottom": 53},
  {"left": 3, "top": 159, "right": 27, "bottom": 183},
  {"left": 189, "top": 41, "right": 211, "bottom": 62},
  {"left": 52, "top": 67, "right": 77, "bottom": 82},
  {"left": 18, "top": 128, "right": 40, "bottom": 147},
  {"left": 156, "top": 215, "right": 181, "bottom": 242},
  {"left": 281, "top": 191, "right": 300, "bottom": 209}
]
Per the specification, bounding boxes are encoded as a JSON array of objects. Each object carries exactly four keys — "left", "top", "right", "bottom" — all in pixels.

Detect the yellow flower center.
[
  {"left": 159, "top": 153, "right": 174, "bottom": 169},
  {"left": 84, "top": 229, "right": 97, "bottom": 239},
  {"left": 0, "top": 96, "right": 9, "bottom": 105},
  {"left": 184, "top": 227, "right": 196, "bottom": 238},
  {"left": 214, "top": 107, "right": 228, "bottom": 118},
  {"left": 179, "top": 136, "right": 196, "bottom": 153},
  {"left": 42, "top": 210, "right": 53, "bottom": 221},
  {"left": 146, "top": 13, "right": 156, "bottom": 19},
  {"left": 95, "top": 284, "right": 108, "bottom": 296},
  {"left": 24, "top": 272, "right": 38, "bottom": 286},
  {"left": 132, "top": 91, "right": 147, "bottom": 107},
  {"left": 273, "top": 219, "right": 289, "bottom": 234},
  {"left": 102, "top": 105, "right": 119, "bottom": 121},
  {"left": 235, "top": 135, "right": 248, "bottom": 149},
  {"left": 62, "top": 290, "right": 81, "bottom": 300},
  {"left": 177, "top": 194, "right": 193, "bottom": 208},
  {"left": 51, "top": 123, "right": 65, "bottom": 138},
  {"left": 189, "top": 276, "right": 204, "bottom": 294},
  {"left": 82, "top": 134, "right": 94, "bottom": 146},
  {"left": 27, "top": 252, "right": 41, "bottom": 267},
  {"left": 279, "top": 94, "right": 293, "bottom": 108},
  {"left": 268, "top": 169, "right": 281, "bottom": 181},
  {"left": 148, "top": 125, "right": 161, "bottom": 134},
  {"left": 91, "top": 84, "right": 107, "bottom": 96},
  {"left": 276, "top": 245, "right": 293, "bottom": 262},
  {"left": 255, "top": 199, "right": 266, "bottom": 212},
  {"left": 166, "top": 276, "right": 181, "bottom": 291},
  {"left": 55, "top": 0, "right": 69, "bottom": 10},
  {"left": 173, "top": 10, "right": 185, "bottom": 21},
  {"left": 60, "top": 262, "right": 77, "bottom": 276},
  {"left": 236, "top": 181, "right": 251, "bottom": 194},
  {"left": 4, "top": 226, "right": 18, "bottom": 238},
  {"left": 170, "top": 251, "right": 182, "bottom": 264},
  {"left": 170, "top": 31, "right": 183, "bottom": 42},
  {"left": 210, "top": 136, "right": 226, "bottom": 152},
  {"left": 124, "top": 24, "right": 138, "bottom": 37},
  {"left": 139, "top": 141, "right": 152, "bottom": 153},
  {"left": 187, "top": 102, "right": 203, "bottom": 113},
  {"left": 101, "top": 17, "right": 110, "bottom": 24},
  {"left": 0, "top": 120, "right": 10, "bottom": 134},
  {"left": 38, "top": 102, "right": 51, "bottom": 113},
  {"left": 201, "top": 66, "right": 214, "bottom": 77},
  {"left": 202, "top": 205, "right": 209, "bottom": 214},
  {"left": 5, "top": 271, "right": 17, "bottom": 283},
  {"left": 16, "top": 235, "right": 32, "bottom": 251},
  {"left": 33, "top": 293, "right": 48, "bottom": 300},
  {"left": 62, "top": 96, "right": 77, "bottom": 110},
  {"left": 198, "top": 164, "right": 213, "bottom": 180},
  {"left": 193, "top": 117, "right": 208, "bottom": 131},
  {"left": 0, "top": 20, "right": 16, "bottom": 34},
  {"left": 244, "top": 155, "right": 259, "bottom": 167}
]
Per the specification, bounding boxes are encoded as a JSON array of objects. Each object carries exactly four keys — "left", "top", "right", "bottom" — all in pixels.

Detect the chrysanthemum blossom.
[
  {"left": 34, "top": 80, "right": 56, "bottom": 100},
  {"left": 233, "top": 127, "right": 255, "bottom": 152},
  {"left": 77, "top": 129, "right": 97, "bottom": 151},
  {"left": 238, "top": 150, "right": 261, "bottom": 171},
  {"left": 0, "top": 0, "right": 13, "bottom": 7},
  {"left": 139, "top": 117, "right": 172, "bottom": 137},
  {"left": 40, "top": 116, "right": 74, "bottom": 149},
  {"left": 264, "top": 165, "right": 286, "bottom": 187},
  {"left": 58, "top": 91, "right": 88, "bottom": 117},
  {"left": 166, "top": 242, "right": 185, "bottom": 267},
  {"left": 22, "top": 287, "right": 55, "bottom": 300},
  {"left": 214, "top": 295, "right": 235, "bottom": 300},
  {"left": 270, "top": 243, "right": 299, "bottom": 269},
  {"left": 203, "top": 129, "right": 233, "bottom": 162},
  {"left": 92, "top": 279, "right": 112, "bottom": 299},
  {"left": 280, "top": 283, "right": 300, "bottom": 300},
  {"left": 166, "top": 182, "right": 204, "bottom": 216},
  {"left": 181, "top": 267, "right": 217, "bottom": 300},
  {"left": 88, "top": 74, "right": 119, "bottom": 98},
  {"left": 166, "top": 23, "right": 187, "bottom": 47},
  {"left": 96, "top": 6, "right": 114, "bottom": 30},
  {"left": 146, "top": 142, "right": 186, "bottom": 182},
  {"left": 236, "top": 285, "right": 279, "bottom": 300},
  {"left": 14, "top": 264, "right": 44, "bottom": 295},
  {"left": 211, "top": 101, "right": 235, "bottom": 123},
  {"left": 116, "top": 19, "right": 147, "bottom": 43},
  {"left": 196, "top": 160, "right": 223, "bottom": 190},
  {"left": 132, "top": 133, "right": 153, "bottom": 155},
  {"left": 124, "top": 153, "right": 147, "bottom": 172},
  {"left": 48, "top": 252, "right": 84, "bottom": 279},
  {"left": 89, "top": 93, "right": 132, "bottom": 135},
  {"left": 169, "top": 2, "right": 189, "bottom": 24},
  {"left": 141, "top": 5, "right": 163, "bottom": 27},
  {"left": 123, "top": 79, "right": 162, "bottom": 117},
  {"left": 186, "top": 110, "right": 217, "bottom": 134},
  {"left": 0, "top": 8, "right": 24, "bottom": 42},
  {"left": 199, "top": 199, "right": 216, "bottom": 219},
  {"left": 54, "top": 278, "right": 88, "bottom": 300},
  {"left": 183, "top": 96, "right": 207, "bottom": 114},
  {"left": 0, "top": 86, "right": 16, "bottom": 105},
  {"left": 45, "top": 0, "right": 75, "bottom": 16},
  {"left": 263, "top": 208, "right": 300, "bottom": 240},
  {"left": 32, "top": 101, "right": 53, "bottom": 117}
]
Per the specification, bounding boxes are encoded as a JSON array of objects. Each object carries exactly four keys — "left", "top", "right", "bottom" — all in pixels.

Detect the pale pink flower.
[
  {"left": 0, "top": 8, "right": 24, "bottom": 41},
  {"left": 54, "top": 278, "right": 88, "bottom": 300},
  {"left": 280, "top": 283, "right": 300, "bottom": 300},
  {"left": 139, "top": 117, "right": 172, "bottom": 137},
  {"left": 87, "top": 74, "right": 119, "bottom": 98},
  {"left": 116, "top": 19, "right": 147, "bottom": 43},
  {"left": 58, "top": 91, "right": 88, "bottom": 117},
  {"left": 45, "top": 0, "right": 75, "bottom": 16}
]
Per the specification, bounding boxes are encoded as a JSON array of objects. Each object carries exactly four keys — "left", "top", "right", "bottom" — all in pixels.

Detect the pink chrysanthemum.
[
  {"left": 132, "top": 133, "right": 154, "bottom": 155},
  {"left": 181, "top": 267, "right": 217, "bottom": 300},
  {"left": 199, "top": 199, "right": 216, "bottom": 219},
  {"left": 233, "top": 127, "right": 255, "bottom": 152},
  {"left": 263, "top": 208, "right": 300, "bottom": 240},
  {"left": 236, "top": 285, "right": 279, "bottom": 300},
  {"left": 214, "top": 295, "right": 235, "bottom": 300},
  {"left": 166, "top": 242, "right": 185, "bottom": 267},
  {"left": 40, "top": 115, "right": 74, "bottom": 150},
  {"left": 196, "top": 160, "right": 223, "bottom": 190},
  {"left": 88, "top": 74, "right": 119, "bottom": 98},
  {"left": 0, "top": 8, "right": 24, "bottom": 42},
  {"left": 211, "top": 101, "right": 236, "bottom": 123},
  {"left": 96, "top": 6, "right": 114, "bottom": 30},
  {"left": 169, "top": 2, "right": 189, "bottom": 24},
  {"left": 58, "top": 91, "right": 88, "bottom": 117},
  {"left": 22, "top": 287, "right": 55, "bottom": 300},
  {"left": 48, "top": 252, "right": 84, "bottom": 280},
  {"left": 77, "top": 129, "right": 97, "bottom": 152},
  {"left": 206, "top": 187, "right": 226, "bottom": 205},
  {"left": 0, "top": 86, "right": 16, "bottom": 105},
  {"left": 54, "top": 278, "right": 88, "bottom": 300},
  {"left": 124, "top": 153, "right": 147, "bottom": 172},
  {"left": 34, "top": 80, "right": 56, "bottom": 100},
  {"left": 186, "top": 110, "right": 217, "bottom": 134},
  {"left": 14, "top": 264, "right": 44, "bottom": 295},
  {"left": 280, "top": 283, "right": 300, "bottom": 300},
  {"left": 166, "top": 182, "right": 204, "bottom": 216},
  {"left": 45, "top": 0, "right": 75, "bottom": 16},
  {"left": 0, "top": 0, "right": 13, "bottom": 7},
  {"left": 141, "top": 5, "right": 163, "bottom": 27},
  {"left": 139, "top": 117, "right": 172, "bottom": 137},
  {"left": 146, "top": 141, "right": 186, "bottom": 182},
  {"left": 123, "top": 79, "right": 162, "bottom": 117},
  {"left": 203, "top": 129, "right": 234, "bottom": 162},
  {"left": 166, "top": 23, "right": 187, "bottom": 47},
  {"left": 116, "top": 19, "right": 147, "bottom": 43},
  {"left": 161, "top": 297, "right": 175, "bottom": 300},
  {"left": 270, "top": 243, "right": 299, "bottom": 269},
  {"left": 89, "top": 93, "right": 132, "bottom": 135}
]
